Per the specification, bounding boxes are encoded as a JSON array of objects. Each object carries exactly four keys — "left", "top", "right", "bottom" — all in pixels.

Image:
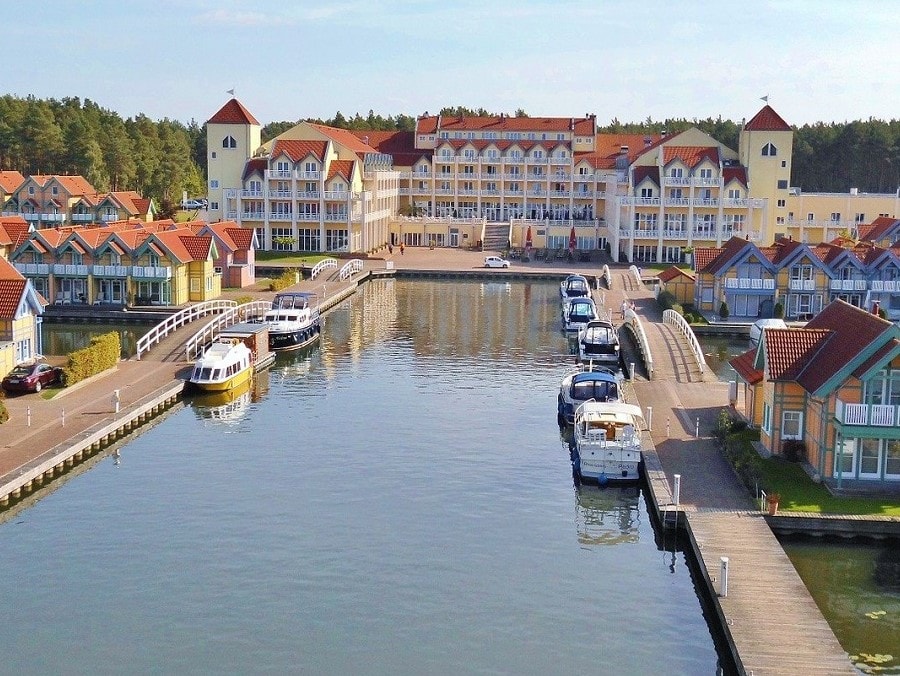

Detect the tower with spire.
[
  {"left": 206, "top": 98, "right": 261, "bottom": 221},
  {"left": 739, "top": 103, "right": 794, "bottom": 244}
]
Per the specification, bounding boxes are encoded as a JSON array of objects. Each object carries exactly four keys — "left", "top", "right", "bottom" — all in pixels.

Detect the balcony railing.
[
  {"left": 835, "top": 400, "right": 898, "bottom": 426},
  {"left": 830, "top": 279, "right": 868, "bottom": 291},
  {"left": 51, "top": 264, "right": 89, "bottom": 276},
  {"left": 71, "top": 213, "right": 94, "bottom": 222},
  {"left": 41, "top": 213, "right": 66, "bottom": 222},
  {"left": 132, "top": 266, "right": 172, "bottom": 279},
  {"left": 13, "top": 263, "right": 50, "bottom": 275},
  {"left": 266, "top": 170, "right": 292, "bottom": 179},
  {"left": 663, "top": 177, "right": 691, "bottom": 186},
  {"left": 101, "top": 213, "right": 119, "bottom": 222},
  {"left": 620, "top": 197, "right": 660, "bottom": 206},
  {"left": 297, "top": 213, "right": 320, "bottom": 222},
  {"left": 724, "top": 277, "right": 776, "bottom": 290},
  {"left": 268, "top": 190, "right": 293, "bottom": 199},
  {"left": 268, "top": 213, "right": 293, "bottom": 221},
  {"left": 92, "top": 265, "right": 128, "bottom": 277},
  {"left": 789, "top": 279, "right": 816, "bottom": 291},
  {"left": 240, "top": 212, "right": 265, "bottom": 220},
  {"left": 323, "top": 191, "right": 349, "bottom": 200},
  {"left": 324, "top": 212, "right": 348, "bottom": 222},
  {"left": 295, "top": 191, "right": 320, "bottom": 199},
  {"left": 870, "top": 280, "right": 899, "bottom": 292},
  {"left": 241, "top": 189, "right": 264, "bottom": 198},
  {"left": 23, "top": 213, "right": 39, "bottom": 221}
]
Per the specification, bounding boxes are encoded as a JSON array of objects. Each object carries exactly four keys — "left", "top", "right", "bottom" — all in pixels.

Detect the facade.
[
  {"left": 0, "top": 256, "right": 45, "bottom": 375},
  {"left": 207, "top": 99, "right": 399, "bottom": 254},
  {"left": 781, "top": 189, "right": 900, "bottom": 244},
  {"left": 656, "top": 265, "right": 695, "bottom": 305},
  {"left": 7, "top": 220, "right": 249, "bottom": 306},
  {"left": 731, "top": 300, "right": 900, "bottom": 485},
  {"left": 695, "top": 233, "right": 900, "bottom": 322},
  {"left": 0, "top": 173, "right": 153, "bottom": 227}
]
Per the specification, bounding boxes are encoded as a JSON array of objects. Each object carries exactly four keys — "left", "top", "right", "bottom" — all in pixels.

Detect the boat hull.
[
  {"left": 573, "top": 450, "right": 641, "bottom": 484},
  {"left": 190, "top": 365, "right": 253, "bottom": 392},
  {"left": 268, "top": 322, "right": 321, "bottom": 351}
]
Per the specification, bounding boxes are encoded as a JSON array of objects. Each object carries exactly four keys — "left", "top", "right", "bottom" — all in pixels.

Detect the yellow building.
[{"left": 0, "top": 256, "right": 45, "bottom": 375}]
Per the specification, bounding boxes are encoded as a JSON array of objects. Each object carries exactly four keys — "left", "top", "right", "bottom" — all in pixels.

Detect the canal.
[{"left": 3, "top": 279, "right": 725, "bottom": 674}]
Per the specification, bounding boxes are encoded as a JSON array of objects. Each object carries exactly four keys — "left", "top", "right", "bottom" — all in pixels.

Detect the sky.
[{"left": 8, "top": 0, "right": 900, "bottom": 128}]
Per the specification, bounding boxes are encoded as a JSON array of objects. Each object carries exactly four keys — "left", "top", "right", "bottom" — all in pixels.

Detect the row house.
[
  {"left": 780, "top": 188, "right": 900, "bottom": 244},
  {"left": 197, "top": 221, "right": 257, "bottom": 288},
  {"left": 0, "top": 170, "right": 25, "bottom": 210},
  {"left": 0, "top": 256, "right": 45, "bottom": 375},
  {"left": 207, "top": 99, "right": 398, "bottom": 254},
  {"left": 0, "top": 173, "right": 153, "bottom": 226},
  {"left": 695, "top": 234, "right": 900, "bottom": 321},
  {"left": 0, "top": 216, "right": 31, "bottom": 259},
  {"left": 731, "top": 300, "right": 900, "bottom": 486},
  {"left": 9, "top": 220, "right": 227, "bottom": 307}
]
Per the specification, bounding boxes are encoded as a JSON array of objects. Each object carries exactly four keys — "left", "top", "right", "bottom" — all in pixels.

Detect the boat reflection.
[
  {"left": 190, "top": 375, "right": 266, "bottom": 426},
  {"left": 573, "top": 484, "right": 641, "bottom": 547},
  {"left": 270, "top": 341, "right": 319, "bottom": 381}
]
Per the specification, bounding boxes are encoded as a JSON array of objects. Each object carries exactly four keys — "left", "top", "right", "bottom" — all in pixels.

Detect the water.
[
  {"left": 3, "top": 280, "right": 727, "bottom": 674},
  {"left": 42, "top": 321, "right": 147, "bottom": 359},
  {"left": 783, "top": 538, "right": 900, "bottom": 675}
]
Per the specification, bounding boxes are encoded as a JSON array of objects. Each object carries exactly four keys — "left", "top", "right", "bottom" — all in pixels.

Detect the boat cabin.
[{"left": 568, "top": 371, "right": 620, "bottom": 403}]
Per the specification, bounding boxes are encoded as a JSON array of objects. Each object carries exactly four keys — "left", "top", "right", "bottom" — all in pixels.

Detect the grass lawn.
[
  {"left": 256, "top": 251, "right": 331, "bottom": 265},
  {"left": 758, "top": 457, "right": 900, "bottom": 516}
]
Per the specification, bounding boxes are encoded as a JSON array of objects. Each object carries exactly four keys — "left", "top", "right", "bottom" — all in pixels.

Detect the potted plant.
[{"left": 766, "top": 492, "right": 781, "bottom": 516}]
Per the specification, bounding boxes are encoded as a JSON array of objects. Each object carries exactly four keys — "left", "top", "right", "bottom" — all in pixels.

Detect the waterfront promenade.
[{"left": 0, "top": 246, "right": 886, "bottom": 674}]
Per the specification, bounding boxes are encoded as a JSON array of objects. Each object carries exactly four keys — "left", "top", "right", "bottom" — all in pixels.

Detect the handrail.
[
  {"left": 338, "top": 259, "right": 364, "bottom": 281},
  {"left": 184, "top": 300, "right": 272, "bottom": 361},
  {"left": 602, "top": 264, "right": 612, "bottom": 289},
  {"left": 135, "top": 300, "right": 236, "bottom": 359},
  {"left": 628, "top": 264, "right": 642, "bottom": 285},
  {"left": 663, "top": 309, "right": 707, "bottom": 375},
  {"left": 311, "top": 258, "right": 338, "bottom": 279},
  {"left": 623, "top": 309, "right": 654, "bottom": 380}
]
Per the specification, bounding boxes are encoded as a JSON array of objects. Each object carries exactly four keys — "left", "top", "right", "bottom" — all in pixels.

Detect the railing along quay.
[{"left": 136, "top": 300, "right": 236, "bottom": 359}]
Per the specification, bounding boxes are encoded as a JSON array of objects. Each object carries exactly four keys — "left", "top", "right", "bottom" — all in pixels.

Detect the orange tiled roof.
[
  {"left": 693, "top": 247, "right": 722, "bottom": 272},
  {"left": 0, "top": 170, "right": 25, "bottom": 193},
  {"left": 416, "top": 114, "right": 595, "bottom": 137},
  {"left": 308, "top": 123, "right": 377, "bottom": 155},
  {"left": 576, "top": 133, "right": 664, "bottom": 169},
  {"left": 350, "top": 130, "right": 415, "bottom": 155},
  {"left": 208, "top": 98, "right": 260, "bottom": 125},
  {"left": 0, "top": 216, "right": 28, "bottom": 247},
  {"left": 226, "top": 227, "right": 254, "bottom": 250},
  {"left": 326, "top": 160, "right": 354, "bottom": 182},
  {"left": 859, "top": 216, "right": 899, "bottom": 243},
  {"left": 730, "top": 348, "right": 763, "bottom": 385},
  {"left": 704, "top": 236, "right": 754, "bottom": 274},
  {"left": 271, "top": 140, "right": 328, "bottom": 163},
  {"left": 744, "top": 105, "right": 791, "bottom": 132},
  {"left": 657, "top": 266, "right": 694, "bottom": 282},
  {"left": 0, "top": 257, "right": 26, "bottom": 318},
  {"left": 663, "top": 146, "right": 719, "bottom": 168},
  {"left": 763, "top": 327, "right": 832, "bottom": 381}
]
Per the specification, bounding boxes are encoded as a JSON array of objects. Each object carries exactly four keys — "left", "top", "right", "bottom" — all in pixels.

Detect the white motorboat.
[
  {"left": 557, "top": 367, "right": 624, "bottom": 426},
  {"left": 263, "top": 292, "right": 321, "bottom": 351},
  {"left": 577, "top": 318, "right": 620, "bottom": 368},
  {"left": 189, "top": 338, "right": 253, "bottom": 392},
  {"left": 562, "top": 296, "right": 598, "bottom": 333},
  {"left": 572, "top": 401, "right": 645, "bottom": 484},
  {"left": 560, "top": 274, "right": 590, "bottom": 302}
]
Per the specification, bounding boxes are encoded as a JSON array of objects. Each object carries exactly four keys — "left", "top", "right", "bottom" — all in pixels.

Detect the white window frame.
[
  {"left": 781, "top": 410, "right": 802, "bottom": 440},
  {"left": 762, "top": 402, "right": 772, "bottom": 434}
]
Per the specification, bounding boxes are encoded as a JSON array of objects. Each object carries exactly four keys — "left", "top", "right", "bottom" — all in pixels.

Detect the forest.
[{"left": 0, "top": 96, "right": 898, "bottom": 210}]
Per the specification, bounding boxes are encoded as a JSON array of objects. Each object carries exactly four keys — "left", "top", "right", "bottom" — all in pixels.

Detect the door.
[
  {"left": 449, "top": 230, "right": 459, "bottom": 248},
  {"left": 858, "top": 438, "right": 882, "bottom": 479}
]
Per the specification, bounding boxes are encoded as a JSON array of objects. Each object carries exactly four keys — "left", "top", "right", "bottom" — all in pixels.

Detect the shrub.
[
  {"left": 782, "top": 439, "right": 807, "bottom": 463},
  {"left": 683, "top": 312, "right": 694, "bottom": 324},
  {"left": 657, "top": 290, "right": 677, "bottom": 311},
  {"left": 671, "top": 303, "right": 684, "bottom": 316},
  {"left": 718, "top": 301, "right": 730, "bottom": 320},
  {"left": 234, "top": 295, "right": 255, "bottom": 305},
  {"left": 269, "top": 268, "right": 299, "bottom": 292},
  {"left": 773, "top": 302, "right": 784, "bottom": 319},
  {"left": 61, "top": 331, "right": 121, "bottom": 387},
  {"left": 0, "top": 399, "right": 7, "bottom": 424}
]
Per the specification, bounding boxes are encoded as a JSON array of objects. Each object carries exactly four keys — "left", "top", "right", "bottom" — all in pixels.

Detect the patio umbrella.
[
  {"left": 569, "top": 225, "right": 577, "bottom": 253},
  {"left": 525, "top": 225, "right": 533, "bottom": 250}
]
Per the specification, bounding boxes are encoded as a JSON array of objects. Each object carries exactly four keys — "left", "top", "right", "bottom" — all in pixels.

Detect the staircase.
[{"left": 481, "top": 222, "right": 510, "bottom": 251}]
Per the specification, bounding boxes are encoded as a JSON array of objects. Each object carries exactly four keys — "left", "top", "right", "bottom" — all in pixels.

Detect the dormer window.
[
  {"left": 223, "top": 136, "right": 237, "bottom": 148},
  {"left": 52, "top": 186, "right": 59, "bottom": 195},
  {"left": 762, "top": 143, "right": 777, "bottom": 156}
]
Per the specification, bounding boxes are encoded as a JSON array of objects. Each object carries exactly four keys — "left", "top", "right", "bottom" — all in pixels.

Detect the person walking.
[
  {"left": 621, "top": 299, "right": 628, "bottom": 320},
  {"left": 388, "top": 243, "right": 393, "bottom": 255},
  {"left": 400, "top": 243, "right": 405, "bottom": 255}
]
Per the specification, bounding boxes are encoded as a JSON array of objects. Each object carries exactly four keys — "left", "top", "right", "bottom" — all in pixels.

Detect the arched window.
[
  {"left": 762, "top": 143, "right": 777, "bottom": 157},
  {"left": 222, "top": 136, "right": 237, "bottom": 149}
]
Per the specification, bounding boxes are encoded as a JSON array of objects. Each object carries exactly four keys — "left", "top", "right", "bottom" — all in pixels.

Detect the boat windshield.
[{"left": 572, "top": 379, "right": 618, "bottom": 402}]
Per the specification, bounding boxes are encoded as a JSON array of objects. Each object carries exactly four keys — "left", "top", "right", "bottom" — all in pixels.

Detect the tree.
[{"left": 20, "top": 97, "right": 64, "bottom": 173}]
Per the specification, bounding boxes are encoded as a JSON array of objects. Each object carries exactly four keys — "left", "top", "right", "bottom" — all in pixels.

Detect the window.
[
  {"left": 762, "top": 402, "right": 771, "bottom": 434},
  {"left": 855, "top": 213, "right": 865, "bottom": 223},
  {"left": 52, "top": 186, "right": 58, "bottom": 195},
  {"left": 28, "top": 186, "right": 34, "bottom": 195},
  {"left": 777, "top": 199, "right": 785, "bottom": 208},
  {"left": 211, "top": 202, "right": 218, "bottom": 210},
  {"left": 807, "top": 213, "right": 814, "bottom": 221},
  {"left": 211, "top": 151, "right": 217, "bottom": 159},
  {"left": 210, "top": 180, "right": 219, "bottom": 188},
  {"left": 640, "top": 188, "right": 654, "bottom": 198},
  {"left": 831, "top": 212, "right": 841, "bottom": 222},
  {"left": 668, "top": 168, "right": 683, "bottom": 178},
  {"left": 777, "top": 180, "right": 788, "bottom": 189},
  {"left": 728, "top": 189, "right": 741, "bottom": 199},
  {"left": 222, "top": 136, "right": 236, "bottom": 148},
  {"left": 762, "top": 143, "right": 777, "bottom": 156},
  {"left": 190, "top": 278, "right": 201, "bottom": 293},
  {"left": 699, "top": 168, "right": 712, "bottom": 178},
  {"left": 781, "top": 161, "right": 787, "bottom": 168},
  {"left": 782, "top": 411, "right": 802, "bottom": 440}
]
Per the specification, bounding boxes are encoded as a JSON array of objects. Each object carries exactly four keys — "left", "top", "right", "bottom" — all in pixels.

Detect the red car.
[{"left": 1, "top": 362, "right": 63, "bottom": 393}]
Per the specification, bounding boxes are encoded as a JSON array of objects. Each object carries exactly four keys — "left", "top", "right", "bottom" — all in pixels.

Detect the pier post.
[
  {"left": 666, "top": 417, "right": 670, "bottom": 437},
  {"left": 673, "top": 474, "right": 681, "bottom": 508},
  {"left": 629, "top": 361, "right": 635, "bottom": 380},
  {"left": 26, "top": 406, "right": 31, "bottom": 427},
  {"left": 695, "top": 417, "right": 699, "bottom": 438},
  {"left": 61, "top": 408, "right": 66, "bottom": 427},
  {"left": 113, "top": 389, "right": 120, "bottom": 414},
  {"left": 720, "top": 557, "right": 729, "bottom": 597},
  {"left": 646, "top": 406, "right": 652, "bottom": 431}
]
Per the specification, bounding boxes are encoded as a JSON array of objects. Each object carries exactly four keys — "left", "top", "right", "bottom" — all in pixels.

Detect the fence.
[
  {"left": 662, "top": 309, "right": 707, "bottom": 375},
  {"left": 184, "top": 301, "right": 273, "bottom": 361},
  {"left": 136, "top": 300, "right": 236, "bottom": 359},
  {"left": 311, "top": 258, "right": 338, "bottom": 279}
]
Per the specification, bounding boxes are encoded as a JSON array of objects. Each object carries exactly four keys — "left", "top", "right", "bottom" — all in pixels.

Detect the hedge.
[
  {"left": 656, "top": 290, "right": 678, "bottom": 311},
  {"left": 269, "top": 268, "right": 299, "bottom": 292},
  {"left": 62, "top": 331, "right": 121, "bottom": 386},
  {"left": 0, "top": 399, "right": 7, "bottom": 425}
]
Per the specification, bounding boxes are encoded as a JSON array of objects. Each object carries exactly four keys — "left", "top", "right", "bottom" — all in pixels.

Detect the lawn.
[{"left": 256, "top": 251, "right": 331, "bottom": 265}]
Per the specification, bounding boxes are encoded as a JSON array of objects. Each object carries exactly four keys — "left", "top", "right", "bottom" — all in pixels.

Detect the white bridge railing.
[
  {"left": 136, "top": 300, "right": 236, "bottom": 360},
  {"left": 338, "top": 259, "right": 364, "bottom": 281},
  {"left": 601, "top": 264, "right": 612, "bottom": 290},
  {"left": 311, "top": 258, "right": 338, "bottom": 279},
  {"left": 628, "top": 264, "right": 642, "bottom": 286},
  {"left": 184, "top": 301, "right": 273, "bottom": 361},
  {"left": 663, "top": 309, "right": 707, "bottom": 375},
  {"left": 624, "top": 308, "right": 654, "bottom": 380}
]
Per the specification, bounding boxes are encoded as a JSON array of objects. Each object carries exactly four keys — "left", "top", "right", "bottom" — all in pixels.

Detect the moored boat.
[
  {"left": 263, "top": 292, "right": 321, "bottom": 351},
  {"left": 557, "top": 367, "right": 624, "bottom": 426},
  {"left": 577, "top": 318, "right": 620, "bottom": 368},
  {"left": 562, "top": 296, "right": 598, "bottom": 333},
  {"left": 571, "top": 401, "right": 645, "bottom": 484},
  {"left": 189, "top": 338, "right": 253, "bottom": 392},
  {"left": 560, "top": 274, "right": 590, "bottom": 302}
]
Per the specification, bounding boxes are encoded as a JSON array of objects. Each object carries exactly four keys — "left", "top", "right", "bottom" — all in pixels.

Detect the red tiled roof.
[
  {"left": 662, "top": 146, "right": 719, "bottom": 168},
  {"left": 271, "top": 140, "right": 328, "bottom": 163},
  {"left": 308, "top": 123, "right": 377, "bottom": 155},
  {"left": 859, "top": 216, "right": 899, "bottom": 243},
  {"left": 633, "top": 166, "right": 659, "bottom": 186},
  {"left": 722, "top": 166, "right": 747, "bottom": 186},
  {"left": 416, "top": 114, "right": 595, "bottom": 136},
  {"left": 705, "top": 236, "right": 754, "bottom": 274},
  {"left": 349, "top": 130, "right": 415, "bottom": 155},
  {"left": 208, "top": 98, "right": 260, "bottom": 126},
  {"left": 0, "top": 170, "right": 25, "bottom": 193},
  {"left": 693, "top": 247, "right": 722, "bottom": 272},
  {"left": 797, "top": 299, "right": 894, "bottom": 393},
  {"left": 53, "top": 175, "right": 96, "bottom": 195},
  {"left": 852, "top": 339, "right": 900, "bottom": 380},
  {"left": 0, "top": 216, "right": 29, "bottom": 247},
  {"left": 178, "top": 234, "right": 213, "bottom": 261},
  {"left": 0, "top": 279, "right": 26, "bottom": 318},
  {"left": 657, "top": 266, "right": 694, "bottom": 282},
  {"left": 743, "top": 105, "right": 791, "bottom": 132},
  {"left": 326, "top": 160, "right": 354, "bottom": 182},
  {"left": 226, "top": 227, "right": 253, "bottom": 250},
  {"left": 242, "top": 158, "right": 268, "bottom": 181},
  {"left": 764, "top": 327, "right": 832, "bottom": 381},
  {"left": 730, "top": 348, "right": 763, "bottom": 385}
]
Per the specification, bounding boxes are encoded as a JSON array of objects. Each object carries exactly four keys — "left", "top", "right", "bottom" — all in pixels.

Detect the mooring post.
[
  {"left": 646, "top": 406, "right": 652, "bottom": 431},
  {"left": 666, "top": 417, "right": 670, "bottom": 437},
  {"left": 61, "top": 408, "right": 66, "bottom": 427},
  {"left": 113, "top": 389, "right": 121, "bottom": 414},
  {"left": 26, "top": 406, "right": 31, "bottom": 428},
  {"left": 673, "top": 474, "right": 681, "bottom": 508},
  {"left": 629, "top": 361, "right": 635, "bottom": 380},
  {"left": 695, "top": 417, "right": 700, "bottom": 438},
  {"left": 720, "top": 557, "right": 729, "bottom": 597}
]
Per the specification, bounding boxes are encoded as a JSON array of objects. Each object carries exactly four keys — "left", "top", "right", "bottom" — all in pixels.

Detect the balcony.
[
  {"left": 835, "top": 400, "right": 898, "bottom": 427},
  {"left": 549, "top": 190, "right": 571, "bottom": 198},
  {"left": 266, "top": 170, "right": 293, "bottom": 179},
  {"left": 398, "top": 187, "right": 410, "bottom": 195},
  {"left": 633, "top": 229, "right": 660, "bottom": 239},
  {"left": 724, "top": 277, "right": 776, "bottom": 290},
  {"left": 663, "top": 177, "right": 691, "bottom": 186},
  {"left": 871, "top": 280, "right": 899, "bottom": 292},
  {"left": 323, "top": 191, "right": 348, "bottom": 200},
  {"left": 41, "top": 213, "right": 66, "bottom": 222},
  {"left": 268, "top": 190, "right": 294, "bottom": 199},
  {"left": 92, "top": 265, "right": 128, "bottom": 277},
  {"left": 434, "top": 188, "right": 453, "bottom": 196},
  {"left": 23, "top": 213, "right": 39, "bottom": 221},
  {"left": 268, "top": 212, "right": 293, "bottom": 221},
  {"left": 458, "top": 189, "right": 478, "bottom": 196},
  {"left": 13, "top": 263, "right": 50, "bottom": 275},
  {"left": 101, "top": 213, "right": 119, "bottom": 222},
  {"left": 620, "top": 197, "right": 660, "bottom": 206},
  {"left": 549, "top": 157, "right": 570, "bottom": 166},
  {"left": 240, "top": 212, "right": 265, "bottom": 221},
  {"left": 528, "top": 189, "right": 548, "bottom": 197},
  {"left": 573, "top": 190, "right": 595, "bottom": 198},
  {"left": 298, "top": 171, "right": 321, "bottom": 180},
  {"left": 506, "top": 189, "right": 524, "bottom": 196},
  {"left": 52, "top": 264, "right": 89, "bottom": 276},
  {"left": 132, "top": 266, "right": 172, "bottom": 279},
  {"left": 789, "top": 279, "right": 816, "bottom": 291},
  {"left": 661, "top": 229, "right": 688, "bottom": 239},
  {"left": 324, "top": 212, "right": 348, "bottom": 222},
  {"left": 691, "top": 229, "right": 716, "bottom": 239},
  {"left": 722, "top": 198, "right": 749, "bottom": 208},
  {"left": 694, "top": 177, "right": 719, "bottom": 187},
  {"left": 527, "top": 157, "right": 548, "bottom": 165},
  {"left": 295, "top": 191, "right": 320, "bottom": 200},
  {"left": 241, "top": 189, "right": 264, "bottom": 198},
  {"left": 71, "top": 213, "right": 94, "bottom": 222},
  {"left": 481, "top": 189, "right": 501, "bottom": 197},
  {"left": 664, "top": 198, "right": 691, "bottom": 207},
  {"left": 297, "top": 213, "right": 320, "bottom": 222},
  {"left": 830, "top": 279, "right": 868, "bottom": 291}
]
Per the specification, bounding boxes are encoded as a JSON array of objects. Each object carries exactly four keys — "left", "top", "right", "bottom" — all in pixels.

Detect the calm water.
[
  {"left": 2, "top": 280, "right": 724, "bottom": 675},
  {"left": 42, "top": 321, "right": 146, "bottom": 358}
]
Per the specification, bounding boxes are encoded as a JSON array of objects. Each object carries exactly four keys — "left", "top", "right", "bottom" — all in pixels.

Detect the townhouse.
[
  {"left": 731, "top": 299, "right": 900, "bottom": 485},
  {"left": 0, "top": 173, "right": 153, "bottom": 226},
  {"left": 0, "top": 242, "right": 45, "bottom": 374},
  {"left": 694, "top": 232, "right": 900, "bottom": 322},
  {"left": 206, "top": 99, "right": 398, "bottom": 254},
  {"left": 8, "top": 219, "right": 255, "bottom": 307}
]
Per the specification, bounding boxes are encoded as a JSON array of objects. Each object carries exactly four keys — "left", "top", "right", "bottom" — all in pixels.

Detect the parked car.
[
  {"left": 484, "top": 255, "right": 511, "bottom": 269},
  {"left": 2, "top": 362, "right": 63, "bottom": 393},
  {"left": 181, "top": 199, "right": 206, "bottom": 210}
]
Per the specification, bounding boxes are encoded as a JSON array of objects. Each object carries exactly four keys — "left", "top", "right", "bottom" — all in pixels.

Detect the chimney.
[
  {"left": 619, "top": 145, "right": 629, "bottom": 155},
  {"left": 363, "top": 135, "right": 369, "bottom": 145},
  {"left": 643, "top": 135, "right": 652, "bottom": 147},
  {"left": 570, "top": 118, "right": 575, "bottom": 131},
  {"left": 873, "top": 300, "right": 881, "bottom": 315}
]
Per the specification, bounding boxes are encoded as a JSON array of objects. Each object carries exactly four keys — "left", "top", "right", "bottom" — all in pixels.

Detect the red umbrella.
[
  {"left": 568, "top": 226, "right": 577, "bottom": 252},
  {"left": 525, "top": 226, "right": 533, "bottom": 249}
]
